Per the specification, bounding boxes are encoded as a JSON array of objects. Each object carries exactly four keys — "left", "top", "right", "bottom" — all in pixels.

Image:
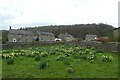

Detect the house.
[
  {"left": 85, "top": 34, "right": 97, "bottom": 41},
  {"left": 58, "top": 33, "right": 74, "bottom": 41},
  {"left": 36, "top": 31, "right": 55, "bottom": 41},
  {"left": 8, "top": 29, "right": 34, "bottom": 42},
  {"left": 113, "top": 27, "right": 120, "bottom": 42},
  {"left": 8, "top": 27, "right": 55, "bottom": 42}
]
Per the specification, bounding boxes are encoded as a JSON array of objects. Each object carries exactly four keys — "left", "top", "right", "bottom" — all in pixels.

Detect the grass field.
[{"left": 1, "top": 44, "right": 118, "bottom": 78}]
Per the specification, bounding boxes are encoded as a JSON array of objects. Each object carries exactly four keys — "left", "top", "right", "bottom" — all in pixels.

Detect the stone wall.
[
  {"left": 65, "top": 41, "right": 119, "bottom": 53},
  {"left": 1, "top": 41, "right": 119, "bottom": 54},
  {"left": 1, "top": 41, "right": 64, "bottom": 49}
]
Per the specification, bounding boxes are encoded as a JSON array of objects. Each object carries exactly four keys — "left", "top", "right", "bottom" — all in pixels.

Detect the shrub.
[
  {"left": 102, "top": 55, "right": 113, "bottom": 62},
  {"left": 6, "top": 58, "right": 15, "bottom": 65},
  {"left": 26, "top": 53, "right": 32, "bottom": 57},
  {"left": 40, "top": 52, "right": 48, "bottom": 57},
  {"left": 49, "top": 51, "right": 56, "bottom": 55},
  {"left": 64, "top": 58, "right": 71, "bottom": 65},
  {"left": 73, "top": 54, "right": 81, "bottom": 59},
  {"left": 56, "top": 55, "right": 66, "bottom": 61},
  {"left": 81, "top": 55, "right": 87, "bottom": 59},
  {"left": 66, "top": 67, "right": 74, "bottom": 73},
  {"left": 35, "top": 55, "right": 41, "bottom": 61},
  {"left": 90, "top": 60, "right": 94, "bottom": 63},
  {"left": 87, "top": 55, "right": 96, "bottom": 60},
  {"left": 37, "top": 60, "right": 48, "bottom": 69}
]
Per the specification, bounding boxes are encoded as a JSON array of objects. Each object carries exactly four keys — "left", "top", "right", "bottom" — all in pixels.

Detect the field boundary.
[
  {"left": 65, "top": 41, "right": 119, "bottom": 53},
  {"left": 1, "top": 41, "right": 65, "bottom": 49},
  {"left": 1, "top": 41, "right": 119, "bottom": 53}
]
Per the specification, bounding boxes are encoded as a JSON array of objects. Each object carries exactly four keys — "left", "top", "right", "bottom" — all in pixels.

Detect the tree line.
[{"left": 21, "top": 23, "right": 114, "bottom": 39}]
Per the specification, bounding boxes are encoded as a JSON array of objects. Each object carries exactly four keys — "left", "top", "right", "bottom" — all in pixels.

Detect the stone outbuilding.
[
  {"left": 58, "top": 33, "right": 74, "bottom": 41},
  {"left": 85, "top": 34, "right": 97, "bottom": 41}
]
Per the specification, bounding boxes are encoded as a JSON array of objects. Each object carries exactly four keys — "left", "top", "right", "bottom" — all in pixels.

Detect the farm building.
[
  {"left": 85, "top": 34, "right": 97, "bottom": 41},
  {"left": 58, "top": 33, "right": 74, "bottom": 41},
  {"left": 8, "top": 29, "right": 34, "bottom": 42},
  {"left": 8, "top": 28, "right": 55, "bottom": 42},
  {"left": 35, "top": 31, "right": 55, "bottom": 41}
]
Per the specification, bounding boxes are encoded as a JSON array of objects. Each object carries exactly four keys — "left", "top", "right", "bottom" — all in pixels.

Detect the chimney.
[{"left": 10, "top": 26, "right": 11, "bottom": 30}]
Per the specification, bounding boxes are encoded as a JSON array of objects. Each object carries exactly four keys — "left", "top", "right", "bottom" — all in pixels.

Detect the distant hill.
[{"left": 21, "top": 23, "right": 114, "bottom": 38}]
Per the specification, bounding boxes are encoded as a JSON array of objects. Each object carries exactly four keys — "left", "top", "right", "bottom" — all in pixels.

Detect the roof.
[
  {"left": 9, "top": 29, "right": 54, "bottom": 36},
  {"left": 36, "top": 31, "right": 54, "bottom": 36},
  {"left": 59, "top": 33, "right": 73, "bottom": 37},
  {"left": 114, "top": 27, "right": 120, "bottom": 30},
  {"left": 9, "top": 29, "right": 33, "bottom": 35},
  {"left": 86, "top": 34, "right": 97, "bottom": 37}
]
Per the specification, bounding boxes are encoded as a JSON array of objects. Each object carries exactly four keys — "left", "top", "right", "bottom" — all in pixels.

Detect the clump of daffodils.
[
  {"left": 66, "top": 67, "right": 74, "bottom": 73},
  {"left": 102, "top": 55, "right": 114, "bottom": 62}
]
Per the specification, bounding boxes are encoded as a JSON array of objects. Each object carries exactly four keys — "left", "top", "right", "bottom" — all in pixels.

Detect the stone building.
[
  {"left": 85, "top": 34, "right": 97, "bottom": 41},
  {"left": 8, "top": 28, "right": 55, "bottom": 42},
  {"left": 8, "top": 29, "right": 34, "bottom": 42},
  {"left": 36, "top": 31, "right": 55, "bottom": 41},
  {"left": 58, "top": 33, "right": 74, "bottom": 41}
]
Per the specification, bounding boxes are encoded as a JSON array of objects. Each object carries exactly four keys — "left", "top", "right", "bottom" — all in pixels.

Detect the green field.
[{"left": 1, "top": 44, "right": 118, "bottom": 78}]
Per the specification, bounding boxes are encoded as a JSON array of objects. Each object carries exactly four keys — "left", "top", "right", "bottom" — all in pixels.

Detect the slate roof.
[
  {"left": 9, "top": 29, "right": 33, "bottom": 35},
  {"left": 86, "top": 34, "right": 97, "bottom": 37},
  {"left": 9, "top": 29, "right": 54, "bottom": 36},
  {"left": 36, "top": 31, "right": 54, "bottom": 36},
  {"left": 59, "top": 33, "right": 73, "bottom": 37}
]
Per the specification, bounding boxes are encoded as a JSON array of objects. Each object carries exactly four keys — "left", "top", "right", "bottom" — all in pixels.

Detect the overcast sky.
[{"left": 0, "top": 0, "right": 119, "bottom": 30}]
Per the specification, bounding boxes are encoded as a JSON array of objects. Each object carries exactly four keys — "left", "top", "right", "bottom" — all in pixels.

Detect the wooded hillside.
[{"left": 21, "top": 23, "right": 114, "bottom": 38}]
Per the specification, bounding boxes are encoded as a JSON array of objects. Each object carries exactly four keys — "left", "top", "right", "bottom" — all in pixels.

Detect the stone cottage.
[
  {"left": 35, "top": 31, "right": 55, "bottom": 41},
  {"left": 85, "top": 34, "right": 97, "bottom": 41},
  {"left": 8, "top": 28, "right": 55, "bottom": 42},
  {"left": 58, "top": 33, "right": 74, "bottom": 41},
  {"left": 8, "top": 29, "right": 34, "bottom": 42}
]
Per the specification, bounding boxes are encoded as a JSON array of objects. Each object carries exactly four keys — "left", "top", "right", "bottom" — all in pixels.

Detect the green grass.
[{"left": 2, "top": 44, "right": 119, "bottom": 78}]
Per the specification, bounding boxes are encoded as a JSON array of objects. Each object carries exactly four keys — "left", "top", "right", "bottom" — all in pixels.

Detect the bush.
[
  {"left": 73, "top": 54, "right": 81, "bottom": 59},
  {"left": 6, "top": 58, "right": 15, "bottom": 65},
  {"left": 64, "top": 58, "right": 71, "bottom": 65},
  {"left": 37, "top": 60, "right": 48, "bottom": 69},
  {"left": 66, "top": 67, "right": 74, "bottom": 73},
  {"left": 40, "top": 52, "right": 48, "bottom": 57},
  {"left": 56, "top": 55, "right": 66, "bottom": 61},
  {"left": 49, "top": 51, "right": 56, "bottom": 55},
  {"left": 102, "top": 55, "right": 113, "bottom": 62},
  {"left": 35, "top": 55, "right": 41, "bottom": 61},
  {"left": 26, "top": 53, "right": 32, "bottom": 57}
]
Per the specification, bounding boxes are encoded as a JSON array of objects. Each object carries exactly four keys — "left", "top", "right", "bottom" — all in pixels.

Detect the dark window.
[{"left": 36, "top": 38, "right": 39, "bottom": 41}]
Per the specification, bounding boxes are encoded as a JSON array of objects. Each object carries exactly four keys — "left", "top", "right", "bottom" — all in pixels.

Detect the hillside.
[{"left": 21, "top": 23, "right": 114, "bottom": 38}]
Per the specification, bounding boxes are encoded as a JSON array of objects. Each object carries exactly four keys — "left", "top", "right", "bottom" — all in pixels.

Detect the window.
[
  {"left": 18, "top": 34, "right": 21, "bottom": 37},
  {"left": 13, "top": 38, "right": 17, "bottom": 42},
  {"left": 41, "top": 38, "right": 43, "bottom": 40},
  {"left": 36, "top": 38, "right": 39, "bottom": 41}
]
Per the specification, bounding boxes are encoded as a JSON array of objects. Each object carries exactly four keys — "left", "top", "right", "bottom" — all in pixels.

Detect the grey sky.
[{"left": 0, "top": 0, "right": 119, "bottom": 30}]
